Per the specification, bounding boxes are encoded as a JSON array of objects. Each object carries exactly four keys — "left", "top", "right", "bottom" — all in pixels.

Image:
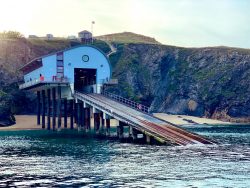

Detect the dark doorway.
[{"left": 74, "top": 68, "right": 96, "bottom": 92}]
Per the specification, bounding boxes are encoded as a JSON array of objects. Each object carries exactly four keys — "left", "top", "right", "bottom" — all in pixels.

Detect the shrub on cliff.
[
  {"left": 0, "top": 90, "right": 15, "bottom": 126},
  {"left": 0, "top": 31, "right": 24, "bottom": 39}
]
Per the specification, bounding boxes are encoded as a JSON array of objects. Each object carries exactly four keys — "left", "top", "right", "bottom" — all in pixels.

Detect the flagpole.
[{"left": 91, "top": 21, "right": 95, "bottom": 44}]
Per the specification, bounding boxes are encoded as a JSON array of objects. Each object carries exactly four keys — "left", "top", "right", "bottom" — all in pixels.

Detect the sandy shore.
[
  {"left": 153, "top": 113, "right": 231, "bottom": 125},
  {"left": 0, "top": 115, "right": 119, "bottom": 131},
  {"left": 0, "top": 115, "right": 41, "bottom": 130},
  {"left": 0, "top": 113, "right": 231, "bottom": 131}
]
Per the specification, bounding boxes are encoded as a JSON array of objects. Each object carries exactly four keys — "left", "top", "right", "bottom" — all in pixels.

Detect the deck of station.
[{"left": 75, "top": 92, "right": 214, "bottom": 146}]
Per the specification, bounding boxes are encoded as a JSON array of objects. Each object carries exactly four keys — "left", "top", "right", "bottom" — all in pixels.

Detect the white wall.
[
  {"left": 24, "top": 55, "right": 57, "bottom": 82},
  {"left": 23, "top": 46, "right": 111, "bottom": 94},
  {"left": 63, "top": 46, "right": 111, "bottom": 84}
]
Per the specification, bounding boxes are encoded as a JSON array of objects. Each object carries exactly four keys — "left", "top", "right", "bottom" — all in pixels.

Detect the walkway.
[{"left": 74, "top": 92, "right": 214, "bottom": 146}]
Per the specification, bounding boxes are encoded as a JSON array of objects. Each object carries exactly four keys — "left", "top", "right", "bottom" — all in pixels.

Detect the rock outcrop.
[
  {"left": 108, "top": 43, "right": 250, "bottom": 123},
  {"left": 0, "top": 34, "right": 249, "bottom": 123}
]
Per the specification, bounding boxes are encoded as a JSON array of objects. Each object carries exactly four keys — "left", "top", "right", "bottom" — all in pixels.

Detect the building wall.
[
  {"left": 63, "top": 46, "right": 111, "bottom": 84},
  {"left": 23, "top": 46, "right": 111, "bottom": 94},
  {"left": 24, "top": 55, "right": 57, "bottom": 82}
]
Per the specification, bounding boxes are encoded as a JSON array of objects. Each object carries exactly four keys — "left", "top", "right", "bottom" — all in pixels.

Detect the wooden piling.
[
  {"left": 77, "top": 103, "right": 81, "bottom": 129},
  {"left": 64, "top": 99, "right": 67, "bottom": 128},
  {"left": 106, "top": 119, "right": 110, "bottom": 136},
  {"left": 37, "top": 91, "right": 41, "bottom": 125},
  {"left": 100, "top": 113, "right": 105, "bottom": 134},
  {"left": 84, "top": 108, "right": 91, "bottom": 131},
  {"left": 47, "top": 89, "right": 51, "bottom": 130},
  {"left": 94, "top": 113, "right": 100, "bottom": 134},
  {"left": 57, "top": 86, "right": 62, "bottom": 130},
  {"left": 42, "top": 90, "right": 45, "bottom": 129},
  {"left": 52, "top": 87, "right": 56, "bottom": 131},
  {"left": 80, "top": 104, "right": 85, "bottom": 130},
  {"left": 70, "top": 100, "right": 74, "bottom": 129}
]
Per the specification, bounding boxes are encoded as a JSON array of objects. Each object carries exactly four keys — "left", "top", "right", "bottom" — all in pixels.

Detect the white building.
[
  {"left": 20, "top": 45, "right": 112, "bottom": 95},
  {"left": 78, "top": 30, "right": 92, "bottom": 43}
]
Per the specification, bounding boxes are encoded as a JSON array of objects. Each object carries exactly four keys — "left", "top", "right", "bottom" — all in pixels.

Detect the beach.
[
  {"left": 153, "top": 113, "right": 231, "bottom": 125},
  {"left": 0, "top": 114, "right": 231, "bottom": 131}
]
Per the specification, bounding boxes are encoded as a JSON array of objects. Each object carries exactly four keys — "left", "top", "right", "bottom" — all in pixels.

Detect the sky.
[{"left": 0, "top": 0, "right": 249, "bottom": 48}]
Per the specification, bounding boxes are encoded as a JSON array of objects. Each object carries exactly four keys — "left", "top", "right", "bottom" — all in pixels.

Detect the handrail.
[
  {"left": 101, "top": 91, "right": 150, "bottom": 113},
  {"left": 19, "top": 77, "right": 69, "bottom": 89}
]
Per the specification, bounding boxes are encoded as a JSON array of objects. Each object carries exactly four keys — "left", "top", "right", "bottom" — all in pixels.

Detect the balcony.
[{"left": 19, "top": 77, "right": 69, "bottom": 90}]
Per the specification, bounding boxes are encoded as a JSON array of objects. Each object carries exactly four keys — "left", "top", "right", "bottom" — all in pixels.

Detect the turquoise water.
[{"left": 0, "top": 124, "right": 250, "bottom": 187}]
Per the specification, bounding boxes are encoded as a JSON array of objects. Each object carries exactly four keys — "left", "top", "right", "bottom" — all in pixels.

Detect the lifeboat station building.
[
  {"left": 19, "top": 45, "right": 213, "bottom": 146},
  {"left": 19, "top": 45, "right": 113, "bottom": 131}
]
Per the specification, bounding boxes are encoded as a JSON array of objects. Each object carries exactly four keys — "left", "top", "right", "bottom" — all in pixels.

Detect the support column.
[
  {"left": 70, "top": 100, "right": 74, "bottom": 130},
  {"left": 64, "top": 99, "right": 67, "bottom": 128},
  {"left": 84, "top": 107, "right": 91, "bottom": 131},
  {"left": 74, "top": 101, "right": 77, "bottom": 124},
  {"left": 79, "top": 103, "right": 83, "bottom": 130},
  {"left": 47, "top": 89, "right": 51, "bottom": 130},
  {"left": 117, "top": 121, "right": 125, "bottom": 139},
  {"left": 100, "top": 113, "right": 105, "bottom": 134},
  {"left": 106, "top": 119, "right": 110, "bottom": 136},
  {"left": 81, "top": 104, "right": 85, "bottom": 130},
  {"left": 42, "top": 90, "right": 45, "bottom": 129},
  {"left": 57, "top": 86, "right": 62, "bottom": 130},
  {"left": 77, "top": 103, "right": 81, "bottom": 129},
  {"left": 52, "top": 88, "right": 56, "bottom": 131},
  {"left": 129, "top": 126, "right": 137, "bottom": 141},
  {"left": 37, "top": 91, "right": 41, "bottom": 125},
  {"left": 94, "top": 113, "right": 100, "bottom": 134},
  {"left": 146, "top": 134, "right": 151, "bottom": 144}
]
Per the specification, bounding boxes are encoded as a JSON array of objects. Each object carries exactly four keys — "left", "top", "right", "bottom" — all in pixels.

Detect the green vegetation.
[
  {"left": 0, "top": 31, "right": 24, "bottom": 39},
  {"left": 92, "top": 39, "right": 111, "bottom": 54},
  {"left": 96, "top": 32, "right": 160, "bottom": 44},
  {"left": 28, "top": 38, "right": 71, "bottom": 50}
]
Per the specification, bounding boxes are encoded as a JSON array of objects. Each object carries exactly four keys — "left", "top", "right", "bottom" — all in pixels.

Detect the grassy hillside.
[{"left": 96, "top": 32, "right": 160, "bottom": 44}]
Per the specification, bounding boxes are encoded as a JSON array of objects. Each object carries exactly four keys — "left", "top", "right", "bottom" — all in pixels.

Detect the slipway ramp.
[{"left": 75, "top": 92, "right": 214, "bottom": 146}]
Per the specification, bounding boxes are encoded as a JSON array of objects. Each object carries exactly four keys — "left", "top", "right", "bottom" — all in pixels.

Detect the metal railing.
[
  {"left": 102, "top": 91, "right": 150, "bottom": 113},
  {"left": 19, "top": 76, "right": 69, "bottom": 89}
]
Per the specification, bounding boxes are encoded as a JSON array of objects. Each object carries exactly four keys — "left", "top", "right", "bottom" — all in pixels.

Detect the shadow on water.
[{"left": 0, "top": 124, "right": 250, "bottom": 187}]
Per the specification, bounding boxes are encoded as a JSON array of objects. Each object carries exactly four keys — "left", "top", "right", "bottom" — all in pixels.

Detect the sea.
[{"left": 0, "top": 124, "right": 250, "bottom": 187}]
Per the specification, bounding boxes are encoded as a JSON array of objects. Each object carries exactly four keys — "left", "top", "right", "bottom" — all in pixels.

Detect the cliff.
[
  {"left": 0, "top": 33, "right": 249, "bottom": 124},
  {"left": 108, "top": 43, "right": 250, "bottom": 123}
]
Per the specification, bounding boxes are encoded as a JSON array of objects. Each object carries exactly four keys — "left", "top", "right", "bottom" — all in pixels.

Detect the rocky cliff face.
[
  {"left": 0, "top": 37, "right": 249, "bottom": 123},
  {"left": 108, "top": 43, "right": 250, "bottom": 123}
]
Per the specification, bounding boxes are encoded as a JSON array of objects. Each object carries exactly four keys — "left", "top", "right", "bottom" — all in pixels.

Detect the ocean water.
[{"left": 0, "top": 124, "right": 250, "bottom": 188}]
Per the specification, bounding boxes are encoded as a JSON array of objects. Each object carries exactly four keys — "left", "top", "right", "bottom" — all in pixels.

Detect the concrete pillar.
[
  {"left": 69, "top": 100, "right": 74, "bottom": 130},
  {"left": 57, "top": 86, "right": 62, "bottom": 130},
  {"left": 106, "top": 119, "right": 110, "bottom": 136},
  {"left": 37, "top": 91, "right": 41, "bottom": 125},
  {"left": 52, "top": 88, "right": 56, "bottom": 131},
  {"left": 41, "top": 90, "right": 45, "bottom": 129},
  {"left": 63, "top": 99, "right": 67, "bottom": 128},
  {"left": 47, "top": 89, "right": 51, "bottom": 130},
  {"left": 84, "top": 107, "right": 91, "bottom": 131},
  {"left": 94, "top": 113, "right": 100, "bottom": 134}
]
